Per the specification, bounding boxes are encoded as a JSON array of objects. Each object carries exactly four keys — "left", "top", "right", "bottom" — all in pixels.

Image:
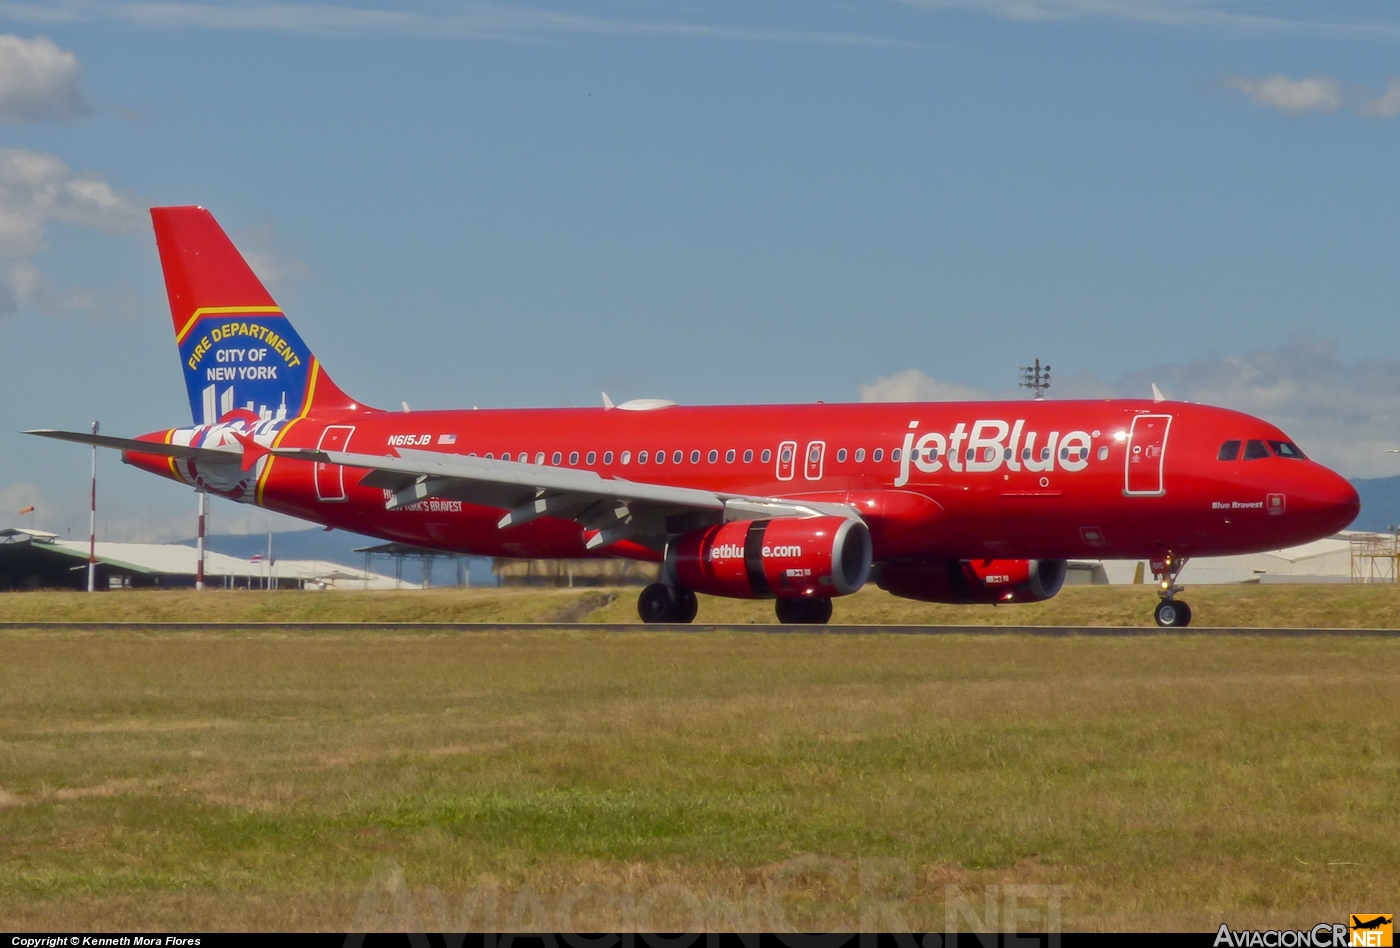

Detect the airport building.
[
  {"left": 0, "top": 527, "right": 398, "bottom": 591},
  {"left": 1079, "top": 531, "right": 1388, "bottom": 585}
]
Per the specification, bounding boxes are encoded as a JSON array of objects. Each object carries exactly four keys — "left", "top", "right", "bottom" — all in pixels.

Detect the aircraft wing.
[
  {"left": 273, "top": 445, "right": 860, "bottom": 550},
  {"left": 25, "top": 429, "right": 241, "bottom": 464}
]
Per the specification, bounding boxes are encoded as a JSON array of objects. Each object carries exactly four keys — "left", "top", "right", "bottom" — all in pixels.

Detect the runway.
[{"left": 2, "top": 621, "right": 1399, "bottom": 635}]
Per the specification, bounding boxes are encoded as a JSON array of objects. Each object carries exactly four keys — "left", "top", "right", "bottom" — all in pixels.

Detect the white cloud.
[
  {"left": 894, "top": 0, "right": 1400, "bottom": 40},
  {"left": 858, "top": 334, "right": 1400, "bottom": 478},
  {"left": 0, "top": 146, "right": 141, "bottom": 317},
  {"left": 1060, "top": 332, "right": 1400, "bottom": 478},
  {"left": 0, "top": 2, "right": 900, "bottom": 46},
  {"left": 1227, "top": 75, "right": 1342, "bottom": 115},
  {"left": 233, "top": 221, "right": 314, "bottom": 295},
  {"left": 0, "top": 34, "right": 85, "bottom": 121},
  {"left": 1361, "top": 77, "right": 1400, "bottom": 118},
  {"left": 858, "top": 368, "right": 990, "bottom": 403}
]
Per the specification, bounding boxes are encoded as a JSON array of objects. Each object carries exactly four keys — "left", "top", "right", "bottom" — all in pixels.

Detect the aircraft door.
[
  {"left": 776, "top": 441, "right": 797, "bottom": 481},
  {"left": 315, "top": 425, "right": 355, "bottom": 502},
  {"left": 804, "top": 441, "right": 825, "bottom": 481},
  {"left": 1124, "top": 414, "right": 1171, "bottom": 497}
]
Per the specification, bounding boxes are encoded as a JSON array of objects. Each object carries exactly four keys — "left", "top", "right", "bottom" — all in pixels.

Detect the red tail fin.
[{"left": 152, "top": 206, "right": 366, "bottom": 424}]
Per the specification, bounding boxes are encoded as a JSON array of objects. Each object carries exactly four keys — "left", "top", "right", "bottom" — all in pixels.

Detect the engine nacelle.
[
  {"left": 669, "top": 516, "right": 872, "bottom": 599},
  {"left": 877, "top": 558, "right": 1067, "bottom": 604}
]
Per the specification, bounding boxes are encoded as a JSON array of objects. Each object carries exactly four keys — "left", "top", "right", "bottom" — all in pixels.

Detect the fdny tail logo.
[{"left": 179, "top": 311, "right": 312, "bottom": 425}]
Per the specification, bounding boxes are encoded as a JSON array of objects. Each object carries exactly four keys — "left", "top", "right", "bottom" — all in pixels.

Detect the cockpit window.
[
  {"left": 1242, "top": 439, "right": 1271, "bottom": 460},
  {"left": 1269, "top": 440, "right": 1306, "bottom": 459},
  {"left": 1217, "top": 440, "right": 1241, "bottom": 461}
]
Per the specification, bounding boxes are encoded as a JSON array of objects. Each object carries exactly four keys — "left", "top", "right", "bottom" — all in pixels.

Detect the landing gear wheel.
[
  {"left": 775, "top": 597, "right": 834, "bottom": 625},
  {"left": 1154, "top": 600, "right": 1192, "bottom": 628},
  {"left": 637, "top": 584, "right": 698, "bottom": 624},
  {"left": 638, "top": 583, "right": 676, "bottom": 623}
]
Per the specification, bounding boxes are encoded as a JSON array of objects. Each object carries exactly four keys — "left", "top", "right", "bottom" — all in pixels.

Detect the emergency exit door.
[
  {"left": 315, "top": 425, "right": 355, "bottom": 502},
  {"left": 1124, "top": 414, "right": 1171, "bottom": 497}
]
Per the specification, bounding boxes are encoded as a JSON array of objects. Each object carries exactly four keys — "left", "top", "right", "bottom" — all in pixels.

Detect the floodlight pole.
[
  {"left": 87, "top": 420, "right": 98, "bottom": 593},
  {"left": 196, "top": 490, "right": 207, "bottom": 591},
  {"left": 1019, "top": 359, "right": 1051, "bottom": 400}
]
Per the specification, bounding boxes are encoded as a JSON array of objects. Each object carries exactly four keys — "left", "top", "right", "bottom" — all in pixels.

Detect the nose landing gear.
[
  {"left": 1152, "top": 553, "right": 1191, "bottom": 627},
  {"left": 637, "top": 583, "right": 699, "bottom": 623}
]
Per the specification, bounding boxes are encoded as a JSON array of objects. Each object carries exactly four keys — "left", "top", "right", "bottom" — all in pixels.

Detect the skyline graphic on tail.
[{"left": 152, "top": 206, "right": 362, "bottom": 425}]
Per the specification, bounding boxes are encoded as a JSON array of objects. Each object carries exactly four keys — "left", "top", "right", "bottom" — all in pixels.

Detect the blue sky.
[{"left": 2, "top": 0, "right": 1400, "bottom": 539}]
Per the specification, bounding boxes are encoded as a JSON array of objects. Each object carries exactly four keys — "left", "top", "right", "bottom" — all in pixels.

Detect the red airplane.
[{"left": 29, "top": 206, "right": 1360, "bottom": 626}]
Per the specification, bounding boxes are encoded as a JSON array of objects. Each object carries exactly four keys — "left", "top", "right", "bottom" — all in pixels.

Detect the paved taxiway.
[{"left": 2, "top": 621, "right": 1399, "bottom": 635}]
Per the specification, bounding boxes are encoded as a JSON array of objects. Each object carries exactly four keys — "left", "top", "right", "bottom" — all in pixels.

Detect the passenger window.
[
  {"left": 1003, "top": 448, "right": 1012, "bottom": 460},
  {"left": 536, "top": 452, "right": 546, "bottom": 464},
  {"left": 761, "top": 449, "right": 772, "bottom": 463},
  {"left": 892, "top": 449, "right": 901, "bottom": 462},
  {"left": 1097, "top": 446, "right": 1109, "bottom": 461},
  {"left": 1040, "top": 447, "right": 1050, "bottom": 461},
  {"left": 1217, "top": 440, "right": 1241, "bottom": 461},
  {"left": 708, "top": 449, "right": 718, "bottom": 463},
  {"left": 621, "top": 451, "right": 631, "bottom": 465},
  {"left": 569, "top": 451, "right": 579, "bottom": 465},
  {"left": 690, "top": 450, "right": 700, "bottom": 464},
  {"left": 965, "top": 449, "right": 975, "bottom": 461},
  {"left": 655, "top": 450, "right": 665, "bottom": 464},
  {"left": 586, "top": 451, "right": 596, "bottom": 465},
  {"left": 836, "top": 448, "right": 847, "bottom": 462},
  {"left": 1269, "top": 440, "right": 1306, "bottom": 459},
  {"left": 726, "top": 449, "right": 736, "bottom": 463},
  {"left": 1021, "top": 448, "right": 1030, "bottom": 460},
  {"left": 855, "top": 448, "right": 865, "bottom": 462},
  {"left": 873, "top": 448, "right": 883, "bottom": 462},
  {"left": 485, "top": 453, "right": 494, "bottom": 459},
  {"left": 604, "top": 451, "right": 614, "bottom": 465},
  {"left": 1243, "top": 439, "right": 1271, "bottom": 460},
  {"left": 743, "top": 449, "right": 753, "bottom": 463},
  {"left": 781, "top": 448, "right": 792, "bottom": 463},
  {"left": 551, "top": 452, "right": 561, "bottom": 465},
  {"left": 673, "top": 450, "right": 682, "bottom": 463}
]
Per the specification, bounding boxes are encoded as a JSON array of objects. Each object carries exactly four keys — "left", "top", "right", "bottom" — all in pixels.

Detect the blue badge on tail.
[{"left": 179, "top": 311, "right": 314, "bottom": 425}]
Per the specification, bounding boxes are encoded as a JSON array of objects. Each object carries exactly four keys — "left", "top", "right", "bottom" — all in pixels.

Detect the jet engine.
[
  {"left": 669, "top": 516, "right": 872, "bottom": 599},
  {"left": 877, "top": 557, "right": 1067, "bottom": 604}
]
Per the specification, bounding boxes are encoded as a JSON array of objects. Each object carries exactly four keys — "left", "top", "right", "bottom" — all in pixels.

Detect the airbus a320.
[{"left": 29, "top": 207, "right": 1360, "bottom": 627}]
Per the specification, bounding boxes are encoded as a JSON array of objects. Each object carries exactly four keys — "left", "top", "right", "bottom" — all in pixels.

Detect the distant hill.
[
  {"left": 182, "top": 529, "right": 497, "bottom": 586},
  {"left": 1352, "top": 476, "right": 1400, "bottom": 533}
]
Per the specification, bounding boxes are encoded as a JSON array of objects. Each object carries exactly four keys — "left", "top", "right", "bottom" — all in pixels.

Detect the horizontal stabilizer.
[{"left": 24, "top": 429, "right": 240, "bottom": 463}]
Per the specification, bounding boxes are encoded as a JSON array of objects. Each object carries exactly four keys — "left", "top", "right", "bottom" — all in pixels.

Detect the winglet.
[
  {"left": 1151, "top": 383, "right": 1166, "bottom": 403},
  {"left": 602, "top": 392, "right": 615, "bottom": 410}
]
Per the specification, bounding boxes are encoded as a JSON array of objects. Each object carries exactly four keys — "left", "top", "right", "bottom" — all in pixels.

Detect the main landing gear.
[
  {"left": 1153, "top": 553, "right": 1192, "bottom": 628},
  {"left": 637, "top": 583, "right": 698, "bottom": 624},
  {"left": 635, "top": 586, "right": 837, "bottom": 625},
  {"left": 775, "top": 597, "right": 833, "bottom": 625}
]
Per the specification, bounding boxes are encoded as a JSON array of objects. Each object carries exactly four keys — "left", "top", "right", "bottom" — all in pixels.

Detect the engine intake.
[
  {"left": 669, "top": 516, "right": 872, "bottom": 599},
  {"left": 877, "top": 558, "right": 1067, "bottom": 604}
]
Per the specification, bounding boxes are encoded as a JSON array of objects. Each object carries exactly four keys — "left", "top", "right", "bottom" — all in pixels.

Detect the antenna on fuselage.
[{"left": 1019, "top": 359, "right": 1051, "bottom": 400}]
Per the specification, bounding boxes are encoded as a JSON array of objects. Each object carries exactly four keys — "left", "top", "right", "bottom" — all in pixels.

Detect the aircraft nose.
[{"left": 1301, "top": 465, "right": 1361, "bottom": 534}]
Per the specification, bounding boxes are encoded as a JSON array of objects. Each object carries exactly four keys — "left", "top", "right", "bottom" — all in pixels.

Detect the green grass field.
[
  {"left": 1, "top": 620, "right": 1396, "bottom": 931},
  {"left": 5, "top": 581, "right": 1400, "bottom": 627}
]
